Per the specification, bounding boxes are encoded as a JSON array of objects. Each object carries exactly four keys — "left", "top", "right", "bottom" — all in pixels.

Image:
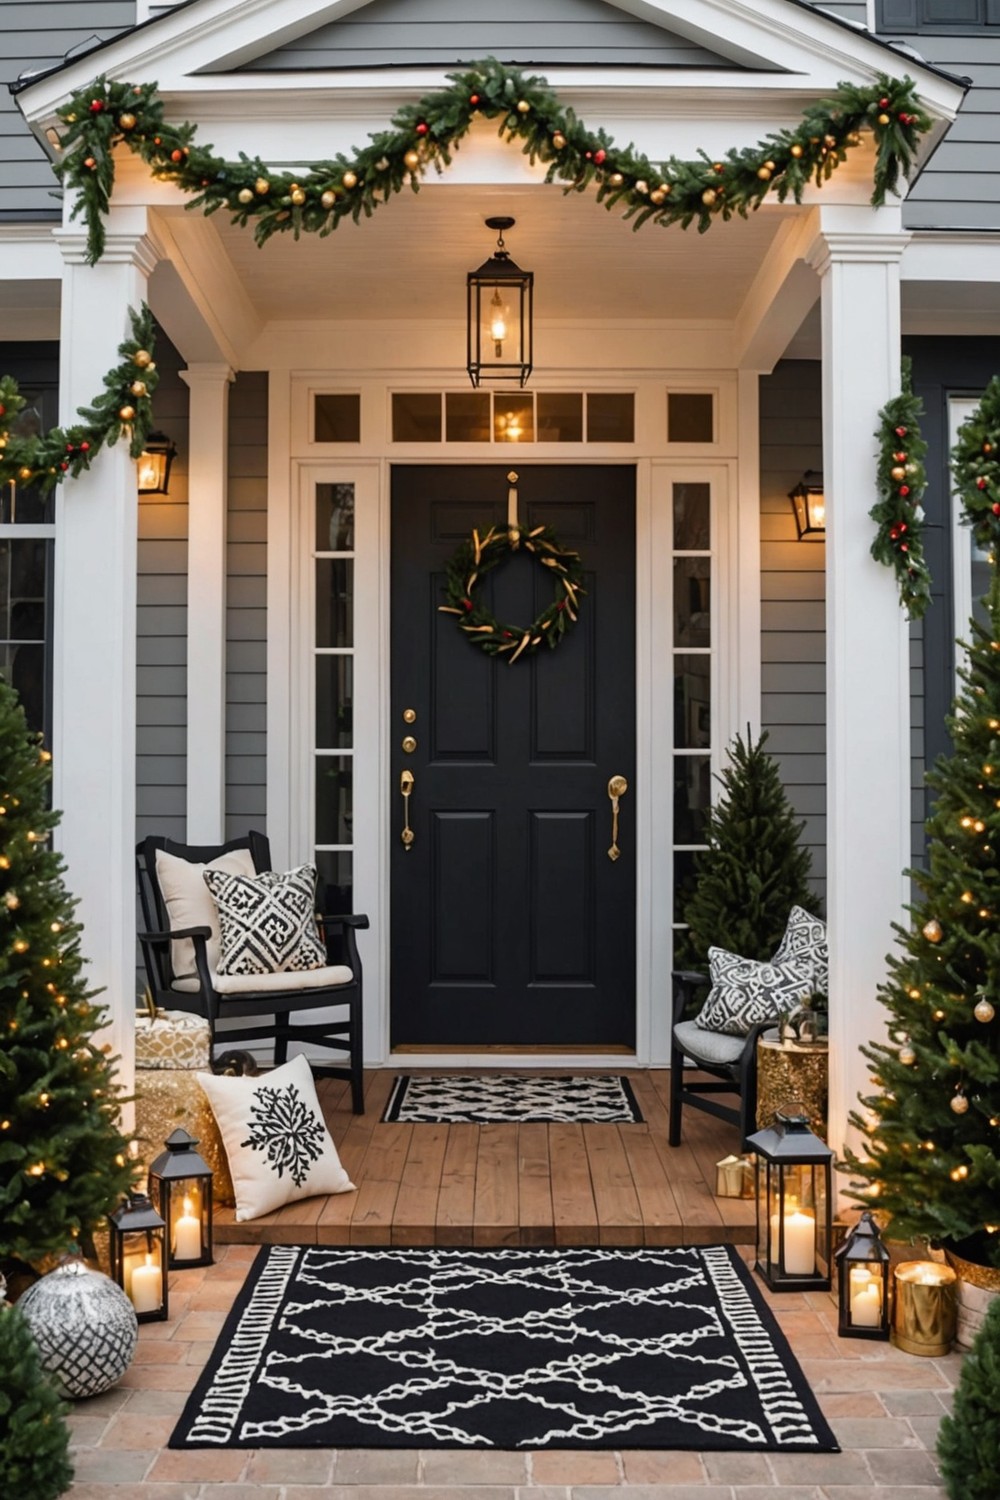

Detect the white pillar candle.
[
  {"left": 173, "top": 1196, "right": 202, "bottom": 1261},
  {"left": 771, "top": 1206, "right": 816, "bottom": 1275},
  {"left": 130, "top": 1253, "right": 162, "bottom": 1315},
  {"left": 850, "top": 1277, "right": 882, "bottom": 1328}
]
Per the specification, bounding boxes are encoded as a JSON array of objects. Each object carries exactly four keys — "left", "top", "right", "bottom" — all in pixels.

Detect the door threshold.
[{"left": 388, "top": 1046, "right": 640, "bottom": 1069}]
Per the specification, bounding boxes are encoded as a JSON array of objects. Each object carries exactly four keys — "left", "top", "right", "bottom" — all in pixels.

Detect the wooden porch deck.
[{"left": 215, "top": 1068, "right": 755, "bottom": 1248}]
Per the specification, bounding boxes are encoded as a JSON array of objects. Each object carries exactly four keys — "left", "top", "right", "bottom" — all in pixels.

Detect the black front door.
[{"left": 390, "top": 464, "right": 635, "bottom": 1048}]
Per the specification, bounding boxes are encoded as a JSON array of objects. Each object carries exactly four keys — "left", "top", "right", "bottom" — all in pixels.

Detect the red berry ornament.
[
  {"left": 978, "top": 478, "right": 989, "bottom": 490},
  {"left": 593, "top": 149, "right": 606, "bottom": 165},
  {"left": 415, "top": 122, "right": 428, "bottom": 136},
  {"left": 462, "top": 598, "right": 473, "bottom": 612},
  {"left": 60, "top": 462, "right": 68, "bottom": 472},
  {"left": 80, "top": 441, "right": 90, "bottom": 452},
  {"left": 993, "top": 503, "right": 1000, "bottom": 516},
  {"left": 899, "top": 485, "right": 910, "bottom": 497},
  {"left": 879, "top": 97, "right": 889, "bottom": 109},
  {"left": 469, "top": 94, "right": 480, "bottom": 106},
  {"left": 89, "top": 99, "right": 105, "bottom": 114},
  {"left": 895, "top": 426, "right": 907, "bottom": 438}
]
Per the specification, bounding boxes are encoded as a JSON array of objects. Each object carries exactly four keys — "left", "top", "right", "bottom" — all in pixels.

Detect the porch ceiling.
[{"left": 193, "top": 180, "right": 796, "bottom": 325}]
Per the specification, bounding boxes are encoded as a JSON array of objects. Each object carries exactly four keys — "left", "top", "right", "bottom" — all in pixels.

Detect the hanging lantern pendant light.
[{"left": 467, "top": 216, "right": 533, "bottom": 388}]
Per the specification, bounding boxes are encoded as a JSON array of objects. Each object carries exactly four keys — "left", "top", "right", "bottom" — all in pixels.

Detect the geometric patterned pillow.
[
  {"left": 770, "top": 905, "right": 828, "bottom": 994},
  {"left": 695, "top": 946, "right": 815, "bottom": 1036},
  {"left": 201, "top": 864, "right": 327, "bottom": 978}
]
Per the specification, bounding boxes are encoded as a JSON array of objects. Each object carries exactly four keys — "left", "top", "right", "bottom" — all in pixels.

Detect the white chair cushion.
[
  {"left": 197, "top": 1054, "right": 355, "bottom": 1223},
  {"left": 673, "top": 1018, "right": 747, "bottom": 1067},
  {"left": 155, "top": 846, "right": 256, "bottom": 981},
  {"left": 171, "top": 963, "right": 353, "bottom": 997},
  {"left": 202, "top": 863, "right": 327, "bottom": 977},
  {"left": 695, "top": 946, "right": 813, "bottom": 1036}
]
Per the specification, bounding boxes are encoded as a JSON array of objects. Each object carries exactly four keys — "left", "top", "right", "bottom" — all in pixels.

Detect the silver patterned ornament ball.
[{"left": 18, "top": 1256, "right": 138, "bottom": 1398}]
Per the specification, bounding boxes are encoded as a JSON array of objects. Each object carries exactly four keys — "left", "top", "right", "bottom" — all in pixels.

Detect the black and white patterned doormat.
[
  {"left": 170, "top": 1245, "right": 837, "bottom": 1452},
  {"left": 382, "top": 1073, "right": 643, "bottom": 1123}
]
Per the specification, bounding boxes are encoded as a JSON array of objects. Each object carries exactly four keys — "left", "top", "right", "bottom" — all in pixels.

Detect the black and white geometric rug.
[
  {"left": 170, "top": 1245, "right": 838, "bottom": 1452},
  {"left": 382, "top": 1073, "right": 643, "bottom": 1123}
]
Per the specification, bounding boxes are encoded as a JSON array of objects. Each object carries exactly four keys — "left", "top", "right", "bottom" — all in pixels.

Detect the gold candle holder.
[{"left": 892, "top": 1260, "right": 957, "bottom": 1357}]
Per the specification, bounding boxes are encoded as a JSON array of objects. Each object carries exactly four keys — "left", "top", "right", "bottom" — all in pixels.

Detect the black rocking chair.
[{"left": 136, "top": 831, "right": 367, "bottom": 1113}]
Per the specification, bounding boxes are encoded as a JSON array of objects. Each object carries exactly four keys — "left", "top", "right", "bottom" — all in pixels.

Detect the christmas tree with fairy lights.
[
  {"left": 845, "top": 377, "right": 1000, "bottom": 1268},
  {"left": 0, "top": 677, "right": 134, "bottom": 1272}
]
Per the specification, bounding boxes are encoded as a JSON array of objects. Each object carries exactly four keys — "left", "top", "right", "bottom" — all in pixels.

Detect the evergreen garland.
[
  {"left": 0, "top": 677, "right": 135, "bottom": 1267},
  {"left": 49, "top": 62, "right": 932, "bottom": 266},
  {"left": 953, "top": 373, "right": 1000, "bottom": 552},
  {"left": 0, "top": 304, "right": 157, "bottom": 496},
  {"left": 439, "top": 524, "right": 585, "bottom": 661},
  {"left": 678, "top": 729, "right": 817, "bottom": 972},
  {"left": 0, "top": 1301, "right": 73, "bottom": 1500},
  {"left": 937, "top": 1291, "right": 1000, "bottom": 1499},
  {"left": 870, "top": 357, "right": 931, "bottom": 620}
]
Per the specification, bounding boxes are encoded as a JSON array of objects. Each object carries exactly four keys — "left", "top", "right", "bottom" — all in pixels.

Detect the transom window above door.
[{"left": 390, "top": 391, "right": 635, "bottom": 444}]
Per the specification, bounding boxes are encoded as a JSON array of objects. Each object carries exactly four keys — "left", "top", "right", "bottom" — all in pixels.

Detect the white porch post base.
[
  {"left": 808, "top": 206, "right": 911, "bottom": 1184},
  {"left": 54, "top": 219, "right": 157, "bottom": 1102},
  {"left": 180, "top": 363, "right": 233, "bottom": 843}
]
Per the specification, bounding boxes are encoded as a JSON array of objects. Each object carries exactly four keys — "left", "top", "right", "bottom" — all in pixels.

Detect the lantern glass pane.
[
  {"left": 769, "top": 1164, "right": 819, "bottom": 1277},
  {"left": 167, "top": 1177, "right": 207, "bottom": 1261},
  {"left": 846, "top": 1260, "right": 886, "bottom": 1329},
  {"left": 478, "top": 284, "right": 523, "bottom": 372},
  {"left": 120, "top": 1232, "right": 165, "bottom": 1314}
]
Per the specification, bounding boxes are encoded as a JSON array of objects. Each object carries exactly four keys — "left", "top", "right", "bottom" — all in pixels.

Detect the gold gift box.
[
  {"left": 715, "top": 1154, "right": 755, "bottom": 1199},
  {"left": 135, "top": 1007, "right": 212, "bottom": 1071}
]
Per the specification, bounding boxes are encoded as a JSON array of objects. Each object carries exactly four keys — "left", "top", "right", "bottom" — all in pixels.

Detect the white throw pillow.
[
  {"left": 202, "top": 863, "right": 327, "bottom": 977},
  {"left": 771, "top": 905, "right": 828, "bottom": 993},
  {"left": 155, "top": 846, "right": 256, "bottom": 981},
  {"left": 197, "top": 1054, "right": 355, "bottom": 1222},
  {"left": 696, "top": 946, "right": 814, "bottom": 1036}
]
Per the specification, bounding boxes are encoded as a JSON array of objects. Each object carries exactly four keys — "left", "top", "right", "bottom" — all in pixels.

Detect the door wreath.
[{"left": 439, "top": 523, "right": 585, "bottom": 662}]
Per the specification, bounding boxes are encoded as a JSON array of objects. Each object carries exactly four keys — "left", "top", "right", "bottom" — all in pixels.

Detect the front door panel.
[{"left": 390, "top": 464, "right": 635, "bottom": 1047}]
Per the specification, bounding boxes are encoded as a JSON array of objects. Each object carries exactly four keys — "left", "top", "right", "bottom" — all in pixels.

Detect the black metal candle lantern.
[
  {"left": 747, "top": 1109, "right": 834, "bottom": 1291},
  {"left": 467, "top": 216, "right": 533, "bottom": 388},
  {"left": 108, "top": 1190, "right": 168, "bottom": 1322},
  {"left": 835, "top": 1210, "right": 891, "bottom": 1339},
  {"left": 148, "top": 1127, "right": 213, "bottom": 1269}
]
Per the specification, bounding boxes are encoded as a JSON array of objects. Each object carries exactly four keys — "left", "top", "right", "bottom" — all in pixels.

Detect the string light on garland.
[
  {"left": 871, "top": 357, "right": 930, "bottom": 619},
  {"left": 46, "top": 64, "right": 932, "bottom": 267}
]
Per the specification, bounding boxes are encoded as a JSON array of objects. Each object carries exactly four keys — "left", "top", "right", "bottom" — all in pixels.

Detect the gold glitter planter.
[{"left": 756, "top": 1033, "right": 828, "bottom": 1140}]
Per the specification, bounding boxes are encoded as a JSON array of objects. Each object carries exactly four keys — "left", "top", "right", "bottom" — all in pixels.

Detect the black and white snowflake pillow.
[
  {"left": 770, "top": 906, "right": 828, "bottom": 993},
  {"left": 695, "top": 946, "right": 814, "bottom": 1037},
  {"left": 198, "top": 1055, "right": 354, "bottom": 1222},
  {"left": 202, "top": 863, "right": 326, "bottom": 977}
]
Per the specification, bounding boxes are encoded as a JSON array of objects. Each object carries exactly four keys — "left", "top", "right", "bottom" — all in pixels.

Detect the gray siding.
[
  {"left": 225, "top": 372, "right": 267, "bottom": 841},
  {"left": 759, "top": 361, "right": 828, "bottom": 908},
  {"left": 759, "top": 358, "right": 926, "bottom": 897},
  {"left": 236, "top": 0, "right": 742, "bottom": 71},
  {"left": 0, "top": 1, "right": 135, "bottom": 219},
  {"left": 136, "top": 327, "right": 187, "bottom": 846}
]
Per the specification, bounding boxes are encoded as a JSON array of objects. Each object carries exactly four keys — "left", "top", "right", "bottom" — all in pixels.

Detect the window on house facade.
[
  {"left": 877, "top": 0, "right": 1000, "bottom": 30},
  {"left": 390, "top": 391, "right": 635, "bottom": 443},
  {"left": 671, "top": 480, "right": 714, "bottom": 937},
  {"left": 314, "top": 482, "right": 355, "bottom": 914}
]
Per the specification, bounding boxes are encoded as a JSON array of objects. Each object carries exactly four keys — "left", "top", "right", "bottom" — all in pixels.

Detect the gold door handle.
[
  {"left": 607, "top": 775, "right": 628, "bottom": 862},
  {"left": 400, "top": 769, "right": 415, "bottom": 850}
]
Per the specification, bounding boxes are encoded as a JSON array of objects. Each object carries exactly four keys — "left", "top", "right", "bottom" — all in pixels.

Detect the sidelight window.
[
  {"left": 313, "top": 482, "right": 356, "bottom": 913},
  {"left": 670, "top": 480, "right": 713, "bottom": 940}
]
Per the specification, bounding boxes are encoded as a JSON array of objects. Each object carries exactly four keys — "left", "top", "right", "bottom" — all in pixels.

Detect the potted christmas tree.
[
  {"left": 0, "top": 1286, "right": 72, "bottom": 1499},
  {"left": 0, "top": 676, "right": 135, "bottom": 1281},
  {"left": 844, "top": 378, "right": 1000, "bottom": 1330},
  {"left": 678, "top": 727, "right": 817, "bottom": 971},
  {"left": 937, "top": 1290, "right": 1000, "bottom": 1498}
]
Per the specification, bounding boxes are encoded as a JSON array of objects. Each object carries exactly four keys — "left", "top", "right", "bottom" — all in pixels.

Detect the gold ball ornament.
[
  {"left": 4, "top": 892, "right": 18, "bottom": 910},
  {"left": 118, "top": 112, "right": 137, "bottom": 131},
  {"left": 516, "top": 100, "right": 531, "bottom": 114},
  {"left": 922, "top": 919, "right": 943, "bottom": 943},
  {"left": 899, "top": 1042, "right": 916, "bottom": 1066},
  {"left": 757, "top": 166, "right": 772, "bottom": 180},
  {"left": 824, "top": 134, "right": 837, "bottom": 148},
  {"left": 119, "top": 404, "right": 136, "bottom": 422},
  {"left": 375, "top": 157, "right": 390, "bottom": 172},
  {"left": 18, "top": 466, "right": 33, "bottom": 480},
  {"left": 403, "top": 150, "right": 420, "bottom": 170},
  {"left": 951, "top": 1090, "right": 970, "bottom": 1115},
  {"left": 701, "top": 188, "right": 718, "bottom": 207},
  {"left": 609, "top": 172, "right": 624, "bottom": 188},
  {"left": 634, "top": 180, "right": 648, "bottom": 195},
  {"left": 290, "top": 187, "right": 306, "bottom": 206},
  {"left": 342, "top": 170, "right": 358, "bottom": 189},
  {"left": 238, "top": 187, "right": 254, "bottom": 204},
  {"left": 891, "top": 465, "right": 907, "bottom": 482},
  {"left": 790, "top": 143, "right": 804, "bottom": 158},
  {"left": 129, "top": 381, "right": 147, "bottom": 398},
  {"left": 552, "top": 132, "right": 567, "bottom": 150},
  {"left": 650, "top": 187, "right": 669, "bottom": 205},
  {"left": 254, "top": 177, "right": 270, "bottom": 195},
  {"left": 133, "top": 349, "right": 153, "bottom": 368},
  {"left": 321, "top": 190, "right": 337, "bottom": 209},
  {"left": 878, "top": 113, "right": 891, "bottom": 126},
  {"left": 975, "top": 996, "right": 996, "bottom": 1024}
]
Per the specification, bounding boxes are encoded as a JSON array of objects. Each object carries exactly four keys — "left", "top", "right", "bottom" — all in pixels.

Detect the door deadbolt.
[
  {"left": 402, "top": 735, "right": 417, "bottom": 753},
  {"left": 403, "top": 708, "right": 417, "bottom": 724}
]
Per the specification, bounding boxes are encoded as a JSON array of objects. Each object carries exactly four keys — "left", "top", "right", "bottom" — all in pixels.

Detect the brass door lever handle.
[
  {"left": 607, "top": 775, "right": 628, "bottom": 862},
  {"left": 400, "top": 769, "right": 415, "bottom": 850}
]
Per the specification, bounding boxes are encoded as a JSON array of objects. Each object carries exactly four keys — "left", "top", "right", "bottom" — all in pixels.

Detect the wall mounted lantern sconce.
[
  {"left": 467, "top": 216, "right": 533, "bottom": 388},
  {"left": 137, "top": 431, "right": 177, "bottom": 495},
  {"left": 789, "top": 471, "right": 826, "bottom": 539}
]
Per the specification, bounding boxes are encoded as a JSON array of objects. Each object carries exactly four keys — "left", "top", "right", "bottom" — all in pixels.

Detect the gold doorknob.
[{"left": 607, "top": 775, "right": 628, "bottom": 862}]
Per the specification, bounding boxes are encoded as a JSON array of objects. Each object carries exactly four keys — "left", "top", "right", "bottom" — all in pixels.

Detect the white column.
[
  {"left": 180, "top": 363, "right": 234, "bottom": 843},
  {"left": 807, "top": 205, "right": 911, "bottom": 1174},
  {"left": 54, "top": 215, "right": 158, "bottom": 1099}
]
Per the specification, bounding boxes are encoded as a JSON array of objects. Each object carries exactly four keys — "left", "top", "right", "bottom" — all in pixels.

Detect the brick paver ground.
[{"left": 63, "top": 1244, "right": 958, "bottom": 1498}]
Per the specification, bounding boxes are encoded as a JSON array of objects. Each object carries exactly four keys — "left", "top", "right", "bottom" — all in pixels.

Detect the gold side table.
[{"left": 756, "top": 1030, "right": 829, "bottom": 1141}]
